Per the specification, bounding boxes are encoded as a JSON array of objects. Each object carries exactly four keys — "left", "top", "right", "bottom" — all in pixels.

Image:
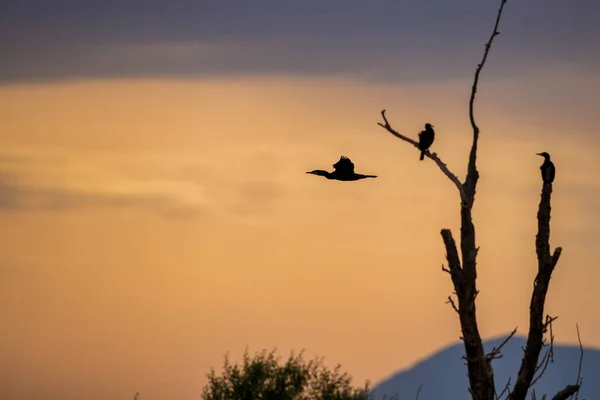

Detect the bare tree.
[{"left": 377, "top": 1, "right": 582, "bottom": 399}]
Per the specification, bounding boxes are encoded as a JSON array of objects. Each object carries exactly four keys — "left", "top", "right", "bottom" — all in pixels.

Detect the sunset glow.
[{"left": 1, "top": 1, "right": 599, "bottom": 399}]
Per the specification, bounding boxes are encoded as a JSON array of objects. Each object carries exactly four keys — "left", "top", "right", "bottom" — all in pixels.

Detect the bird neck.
[{"left": 311, "top": 170, "right": 333, "bottom": 178}]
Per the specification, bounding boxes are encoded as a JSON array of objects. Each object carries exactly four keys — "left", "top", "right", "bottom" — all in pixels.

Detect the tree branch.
[
  {"left": 441, "top": 230, "right": 462, "bottom": 272},
  {"left": 496, "top": 377, "right": 511, "bottom": 400},
  {"left": 530, "top": 316, "right": 556, "bottom": 388},
  {"left": 378, "top": 110, "right": 468, "bottom": 205},
  {"left": 550, "top": 386, "right": 579, "bottom": 400},
  {"left": 486, "top": 327, "right": 518, "bottom": 361},
  {"left": 446, "top": 295, "right": 459, "bottom": 313},
  {"left": 572, "top": 323, "right": 584, "bottom": 400},
  {"left": 441, "top": 227, "right": 493, "bottom": 399},
  {"left": 441, "top": 3, "right": 510, "bottom": 397},
  {"left": 509, "top": 183, "right": 563, "bottom": 400},
  {"left": 465, "top": 0, "right": 508, "bottom": 200},
  {"left": 414, "top": 383, "right": 424, "bottom": 400}
]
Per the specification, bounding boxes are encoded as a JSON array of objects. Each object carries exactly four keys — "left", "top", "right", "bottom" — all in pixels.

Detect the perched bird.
[
  {"left": 418, "top": 123, "right": 435, "bottom": 161},
  {"left": 306, "top": 156, "right": 377, "bottom": 181},
  {"left": 536, "top": 152, "right": 555, "bottom": 184}
]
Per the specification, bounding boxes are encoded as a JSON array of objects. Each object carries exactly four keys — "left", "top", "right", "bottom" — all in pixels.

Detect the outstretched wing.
[{"left": 333, "top": 155, "right": 355, "bottom": 174}]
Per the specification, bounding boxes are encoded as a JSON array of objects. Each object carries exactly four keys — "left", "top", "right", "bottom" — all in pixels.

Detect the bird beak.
[{"left": 536, "top": 153, "right": 542, "bottom": 156}]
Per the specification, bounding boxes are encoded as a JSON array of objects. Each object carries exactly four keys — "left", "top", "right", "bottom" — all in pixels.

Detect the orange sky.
[{"left": 1, "top": 73, "right": 599, "bottom": 400}]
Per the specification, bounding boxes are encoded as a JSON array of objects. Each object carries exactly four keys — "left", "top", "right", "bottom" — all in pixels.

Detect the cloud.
[
  {"left": 0, "top": 147, "right": 289, "bottom": 219},
  {"left": 0, "top": 148, "right": 210, "bottom": 218},
  {"left": 0, "top": 169, "right": 202, "bottom": 219},
  {"left": 2, "top": 0, "right": 599, "bottom": 84}
]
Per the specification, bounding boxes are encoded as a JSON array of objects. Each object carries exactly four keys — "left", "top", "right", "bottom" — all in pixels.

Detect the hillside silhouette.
[{"left": 371, "top": 336, "right": 598, "bottom": 400}]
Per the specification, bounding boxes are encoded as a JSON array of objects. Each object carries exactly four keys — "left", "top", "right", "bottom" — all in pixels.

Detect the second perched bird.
[
  {"left": 418, "top": 123, "right": 435, "bottom": 161},
  {"left": 306, "top": 156, "right": 377, "bottom": 181},
  {"left": 536, "top": 152, "right": 555, "bottom": 184}
]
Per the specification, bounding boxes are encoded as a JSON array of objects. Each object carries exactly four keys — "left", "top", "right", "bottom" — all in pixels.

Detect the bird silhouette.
[
  {"left": 536, "top": 152, "right": 555, "bottom": 184},
  {"left": 306, "top": 156, "right": 377, "bottom": 181},
  {"left": 418, "top": 123, "right": 435, "bottom": 161}
]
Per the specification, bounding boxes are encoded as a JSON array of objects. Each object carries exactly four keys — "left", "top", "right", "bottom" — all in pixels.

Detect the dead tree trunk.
[
  {"left": 377, "top": 1, "right": 583, "bottom": 399},
  {"left": 437, "top": 1, "right": 509, "bottom": 397},
  {"left": 508, "top": 182, "right": 569, "bottom": 400}
]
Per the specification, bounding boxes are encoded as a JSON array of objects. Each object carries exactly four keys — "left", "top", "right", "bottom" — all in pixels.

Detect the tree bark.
[
  {"left": 509, "top": 183, "right": 563, "bottom": 400},
  {"left": 446, "top": 3, "right": 505, "bottom": 396},
  {"left": 550, "top": 385, "right": 579, "bottom": 400},
  {"left": 441, "top": 207, "right": 495, "bottom": 400}
]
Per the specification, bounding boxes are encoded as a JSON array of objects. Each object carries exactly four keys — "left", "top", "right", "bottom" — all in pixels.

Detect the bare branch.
[
  {"left": 496, "top": 377, "right": 511, "bottom": 400},
  {"left": 465, "top": 0, "right": 508, "bottom": 200},
  {"left": 543, "top": 316, "right": 559, "bottom": 333},
  {"left": 531, "top": 316, "right": 556, "bottom": 387},
  {"left": 441, "top": 230, "right": 462, "bottom": 272},
  {"left": 469, "top": 0, "right": 506, "bottom": 136},
  {"left": 441, "top": 5, "right": 510, "bottom": 399},
  {"left": 573, "top": 324, "right": 584, "bottom": 400},
  {"left": 446, "top": 296, "right": 459, "bottom": 313},
  {"left": 378, "top": 109, "right": 468, "bottom": 205},
  {"left": 486, "top": 327, "right": 518, "bottom": 361},
  {"left": 440, "top": 229, "right": 464, "bottom": 301},
  {"left": 551, "top": 386, "right": 580, "bottom": 400},
  {"left": 551, "top": 247, "right": 563, "bottom": 268},
  {"left": 414, "top": 383, "right": 424, "bottom": 400},
  {"left": 510, "top": 182, "right": 563, "bottom": 400}
]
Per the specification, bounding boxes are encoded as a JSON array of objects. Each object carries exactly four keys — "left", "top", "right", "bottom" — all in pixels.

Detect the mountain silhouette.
[{"left": 371, "top": 335, "right": 599, "bottom": 400}]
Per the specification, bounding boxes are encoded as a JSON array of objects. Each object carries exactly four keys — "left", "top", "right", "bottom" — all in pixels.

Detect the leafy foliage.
[{"left": 201, "top": 349, "right": 373, "bottom": 400}]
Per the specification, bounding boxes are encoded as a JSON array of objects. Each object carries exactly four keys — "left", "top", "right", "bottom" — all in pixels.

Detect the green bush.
[{"left": 201, "top": 349, "right": 372, "bottom": 400}]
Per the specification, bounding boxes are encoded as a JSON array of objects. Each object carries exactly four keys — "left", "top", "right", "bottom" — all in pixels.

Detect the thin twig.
[
  {"left": 496, "top": 377, "right": 511, "bottom": 400},
  {"left": 543, "top": 316, "right": 559, "bottom": 334},
  {"left": 469, "top": 0, "right": 506, "bottom": 134},
  {"left": 572, "top": 323, "right": 584, "bottom": 400},
  {"left": 446, "top": 296, "right": 459, "bottom": 313},
  {"left": 377, "top": 110, "right": 468, "bottom": 205},
  {"left": 464, "top": 0, "right": 508, "bottom": 203},
  {"left": 414, "top": 383, "right": 424, "bottom": 400},
  {"left": 550, "top": 325, "right": 583, "bottom": 400},
  {"left": 486, "top": 328, "right": 518, "bottom": 361},
  {"left": 531, "top": 316, "right": 556, "bottom": 387}
]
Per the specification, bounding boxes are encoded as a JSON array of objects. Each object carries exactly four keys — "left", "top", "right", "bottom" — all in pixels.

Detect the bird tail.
[{"left": 419, "top": 150, "right": 425, "bottom": 160}]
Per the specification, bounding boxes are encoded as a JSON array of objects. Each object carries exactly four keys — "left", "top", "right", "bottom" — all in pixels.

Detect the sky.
[{"left": 1, "top": 1, "right": 599, "bottom": 399}]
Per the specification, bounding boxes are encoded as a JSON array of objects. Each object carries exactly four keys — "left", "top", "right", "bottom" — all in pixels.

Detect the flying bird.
[
  {"left": 536, "top": 152, "right": 555, "bottom": 184},
  {"left": 306, "top": 156, "right": 377, "bottom": 181},
  {"left": 418, "top": 123, "right": 435, "bottom": 161}
]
